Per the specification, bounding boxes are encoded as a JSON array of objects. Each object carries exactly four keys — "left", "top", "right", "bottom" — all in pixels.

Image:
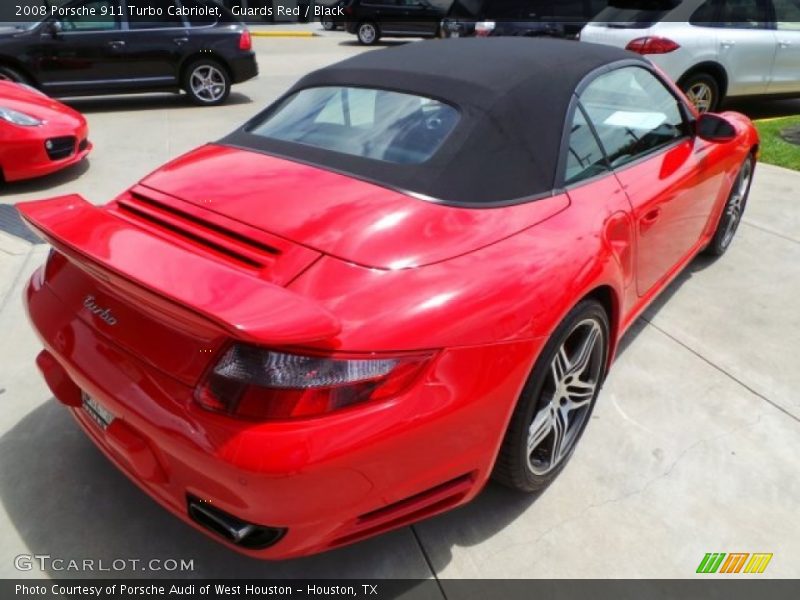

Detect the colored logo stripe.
[
  {"left": 720, "top": 553, "right": 749, "bottom": 573},
  {"left": 697, "top": 553, "right": 726, "bottom": 573},
  {"left": 696, "top": 552, "right": 773, "bottom": 574},
  {"left": 744, "top": 553, "right": 773, "bottom": 574}
]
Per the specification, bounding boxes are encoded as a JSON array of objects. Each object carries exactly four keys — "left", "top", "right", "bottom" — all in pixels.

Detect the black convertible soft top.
[{"left": 221, "top": 38, "right": 647, "bottom": 205}]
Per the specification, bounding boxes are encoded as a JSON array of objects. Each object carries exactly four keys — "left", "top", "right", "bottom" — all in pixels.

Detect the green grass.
[{"left": 753, "top": 116, "right": 800, "bottom": 172}]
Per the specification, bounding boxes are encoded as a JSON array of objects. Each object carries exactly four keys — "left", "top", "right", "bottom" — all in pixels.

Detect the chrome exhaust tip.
[{"left": 187, "top": 495, "right": 285, "bottom": 549}]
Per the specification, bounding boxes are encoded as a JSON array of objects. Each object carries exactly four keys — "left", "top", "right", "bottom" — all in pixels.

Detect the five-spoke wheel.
[
  {"left": 494, "top": 300, "right": 609, "bottom": 492},
  {"left": 357, "top": 22, "right": 380, "bottom": 45},
  {"left": 183, "top": 60, "right": 231, "bottom": 106},
  {"left": 705, "top": 154, "right": 754, "bottom": 257},
  {"left": 680, "top": 72, "right": 720, "bottom": 113},
  {"left": 527, "top": 319, "right": 604, "bottom": 475}
]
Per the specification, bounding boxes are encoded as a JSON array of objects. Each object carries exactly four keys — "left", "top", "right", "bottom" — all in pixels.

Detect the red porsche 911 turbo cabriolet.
[
  {"left": 0, "top": 81, "right": 91, "bottom": 183},
  {"left": 18, "top": 38, "right": 756, "bottom": 558}
]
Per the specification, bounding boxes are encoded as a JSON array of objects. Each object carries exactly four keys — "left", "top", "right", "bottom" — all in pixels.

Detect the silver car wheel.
[
  {"left": 190, "top": 65, "right": 227, "bottom": 103},
  {"left": 527, "top": 318, "right": 605, "bottom": 475},
  {"left": 686, "top": 82, "right": 714, "bottom": 113},
  {"left": 358, "top": 23, "right": 377, "bottom": 44},
  {"left": 720, "top": 157, "right": 753, "bottom": 249}
]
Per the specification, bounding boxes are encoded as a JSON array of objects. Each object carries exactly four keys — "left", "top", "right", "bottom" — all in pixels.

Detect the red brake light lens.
[
  {"left": 625, "top": 36, "right": 680, "bottom": 55},
  {"left": 195, "top": 345, "right": 433, "bottom": 420},
  {"left": 474, "top": 21, "right": 496, "bottom": 37},
  {"left": 239, "top": 29, "right": 252, "bottom": 51}
]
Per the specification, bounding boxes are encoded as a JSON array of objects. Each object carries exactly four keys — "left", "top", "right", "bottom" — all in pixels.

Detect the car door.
[
  {"left": 396, "top": 0, "right": 442, "bottom": 35},
  {"left": 359, "top": 0, "right": 403, "bottom": 32},
  {"left": 579, "top": 66, "right": 726, "bottom": 296},
  {"left": 118, "top": 0, "right": 187, "bottom": 86},
  {"left": 714, "top": 0, "right": 777, "bottom": 95},
  {"left": 30, "top": 0, "right": 127, "bottom": 93},
  {"left": 768, "top": 0, "right": 800, "bottom": 93},
  {"left": 562, "top": 104, "right": 638, "bottom": 312}
]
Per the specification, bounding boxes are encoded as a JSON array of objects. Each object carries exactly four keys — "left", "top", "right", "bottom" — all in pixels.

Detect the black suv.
[
  {"left": 343, "top": 0, "right": 451, "bottom": 45},
  {"left": 441, "top": 0, "right": 608, "bottom": 39},
  {"left": 0, "top": 0, "right": 258, "bottom": 105}
]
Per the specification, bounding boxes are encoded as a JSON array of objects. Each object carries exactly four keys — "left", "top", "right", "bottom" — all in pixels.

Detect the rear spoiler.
[{"left": 17, "top": 195, "right": 341, "bottom": 344}]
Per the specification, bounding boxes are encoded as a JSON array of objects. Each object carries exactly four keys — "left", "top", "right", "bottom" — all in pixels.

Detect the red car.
[
  {"left": 0, "top": 81, "right": 91, "bottom": 182},
  {"left": 18, "top": 39, "right": 756, "bottom": 558}
]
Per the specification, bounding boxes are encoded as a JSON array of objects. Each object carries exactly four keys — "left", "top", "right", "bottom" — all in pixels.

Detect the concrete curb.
[{"left": 251, "top": 31, "right": 318, "bottom": 38}]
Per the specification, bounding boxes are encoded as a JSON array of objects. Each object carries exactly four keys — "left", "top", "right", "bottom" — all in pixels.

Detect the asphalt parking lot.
[{"left": 1, "top": 29, "right": 799, "bottom": 583}]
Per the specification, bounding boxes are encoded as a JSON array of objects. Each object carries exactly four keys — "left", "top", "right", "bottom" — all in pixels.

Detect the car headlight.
[{"left": 0, "top": 106, "right": 42, "bottom": 127}]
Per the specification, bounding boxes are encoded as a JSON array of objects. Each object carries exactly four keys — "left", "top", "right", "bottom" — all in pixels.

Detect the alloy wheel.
[
  {"left": 190, "top": 65, "right": 226, "bottom": 103},
  {"left": 686, "top": 82, "right": 714, "bottom": 113},
  {"left": 527, "top": 318, "right": 605, "bottom": 475},
  {"left": 359, "top": 23, "right": 377, "bottom": 44},
  {"left": 720, "top": 157, "right": 753, "bottom": 249}
]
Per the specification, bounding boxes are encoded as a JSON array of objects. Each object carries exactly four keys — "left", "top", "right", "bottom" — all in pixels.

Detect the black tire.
[
  {"left": 356, "top": 21, "right": 380, "bottom": 45},
  {"left": 182, "top": 59, "right": 231, "bottom": 106},
  {"left": 0, "top": 65, "right": 30, "bottom": 85},
  {"left": 680, "top": 72, "right": 721, "bottom": 113},
  {"left": 704, "top": 154, "right": 755, "bottom": 257},
  {"left": 493, "top": 300, "right": 610, "bottom": 493}
]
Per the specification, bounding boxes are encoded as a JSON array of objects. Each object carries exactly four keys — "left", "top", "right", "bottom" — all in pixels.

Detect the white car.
[{"left": 580, "top": 0, "right": 800, "bottom": 112}]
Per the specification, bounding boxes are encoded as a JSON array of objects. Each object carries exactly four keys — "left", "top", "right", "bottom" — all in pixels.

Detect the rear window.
[
  {"left": 591, "top": 0, "right": 682, "bottom": 27},
  {"left": 179, "top": 0, "right": 220, "bottom": 26},
  {"left": 247, "top": 87, "right": 460, "bottom": 165}
]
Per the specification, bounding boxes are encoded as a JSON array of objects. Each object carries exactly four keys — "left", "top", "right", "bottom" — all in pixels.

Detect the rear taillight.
[
  {"left": 474, "top": 21, "right": 495, "bottom": 37},
  {"left": 239, "top": 29, "right": 252, "bottom": 51},
  {"left": 625, "top": 36, "right": 680, "bottom": 55},
  {"left": 195, "top": 345, "right": 432, "bottom": 420}
]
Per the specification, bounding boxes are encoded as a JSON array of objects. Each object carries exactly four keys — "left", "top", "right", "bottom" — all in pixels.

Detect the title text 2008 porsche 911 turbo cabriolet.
[{"left": 18, "top": 38, "right": 757, "bottom": 558}]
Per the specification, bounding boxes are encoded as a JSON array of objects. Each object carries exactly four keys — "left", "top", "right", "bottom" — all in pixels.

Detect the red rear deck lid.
[{"left": 17, "top": 195, "right": 341, "bottom": 345}]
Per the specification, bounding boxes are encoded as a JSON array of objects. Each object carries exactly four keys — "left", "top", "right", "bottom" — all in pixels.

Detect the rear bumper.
[
  {"left": 24, "top": 267, "right": 541, "bottom": 558},
  {"left": 228, "top": 52, "right": 258, "bottom": 84}
]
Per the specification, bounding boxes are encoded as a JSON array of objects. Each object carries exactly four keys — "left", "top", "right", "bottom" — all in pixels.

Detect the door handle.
[
  {"left": 720, "top": 39, "right": 736, "bottom": 48},
  {"left": 641, "top": 208, "right": 662, "bottom": 226},
  {"left": 107, "top": 40, "right": 126, "bottom": 48},
  {"left": 174, "top": 37, "right": 189, "bottom": 46},
  {"left": 779, "top": 40, "right": 792, "bottom": 48}
]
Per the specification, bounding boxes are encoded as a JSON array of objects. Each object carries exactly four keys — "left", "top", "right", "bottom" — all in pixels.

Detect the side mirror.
[
  {"left": 696, "top": 113, "right": 736, "bottom": 143},
  {"left": 45, "top": 20, "right": 63, "bottom": 37}
]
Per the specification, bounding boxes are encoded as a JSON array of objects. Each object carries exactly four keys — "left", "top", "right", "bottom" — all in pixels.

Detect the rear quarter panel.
[{"left": 288, "top": 190, "right": 628, "bottom": 353}]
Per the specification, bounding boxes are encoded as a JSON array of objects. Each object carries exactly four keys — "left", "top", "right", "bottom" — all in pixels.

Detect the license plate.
[
  {"left": 451, "top": 32, "right": 459, "bottom": 38},
  {"left": 82, "top": 391, "right": 115, "bottom": 430}
]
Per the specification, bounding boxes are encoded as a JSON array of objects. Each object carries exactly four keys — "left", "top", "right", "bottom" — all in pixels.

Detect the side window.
[
  {"left": 548, "top": 1, "right": 591, "bottom": 19},
  {"left": 580, "top": 67, "right": 687, "bottom": 169},
  {"left": 128, "top": 0, "right": 184, "bottom": 29},
  {"left": 689, "top": 0, "right": 720, "bottom": 26},
  {"left": 59, "top": 0, "right": 121, "bottom": 31},
  {"left": 564, "top": 105, "right": 608, "bottom": 185},
  {"left": 179, "top": 0, "right": 220, "bottom": 26},
  {"left": 773, "top": 0, "right": 800, "bottom": 30},
  {"left": 718, "top": 0, "right": 770, "bottom": 29}
]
